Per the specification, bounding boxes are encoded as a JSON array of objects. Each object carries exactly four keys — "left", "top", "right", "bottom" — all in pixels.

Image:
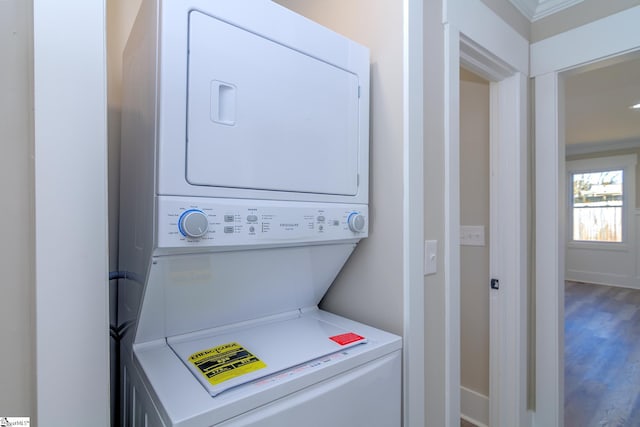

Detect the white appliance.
[{"left": 117, "top": 1, "right": 401, "bottom": 426}]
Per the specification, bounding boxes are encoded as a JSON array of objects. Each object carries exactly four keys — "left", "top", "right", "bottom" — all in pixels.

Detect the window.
[
  {"left": 567, "top": 154, "right": 637, "bottom": 245},
  {"left": 571, "top": 170, "right": 622, "bottom": 242}
]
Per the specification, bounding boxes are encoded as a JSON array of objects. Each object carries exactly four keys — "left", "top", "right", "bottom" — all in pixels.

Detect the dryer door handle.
[{"left": 210, "top": 80, "right": 237, "bottom": 126}]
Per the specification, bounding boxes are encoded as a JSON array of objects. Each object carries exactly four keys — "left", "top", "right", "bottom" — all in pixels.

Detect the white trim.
[
  {"left": 566, "top": 139, "right": 640, "bottom": 156},
  {"left": 490, "top": 71, "right": 530, "bottom": 427},
  {"left": 460, "top": 35, "right": 513, "bottom": 82},
  {"left": 446, "top": 0, "right": 529, "bottom": 75},
  {"left": 489, "top": 79, "right": 501, "bottom": 427},
  {"left": 508, "top": 0, "right": 537, "bottom": 21},
  {"left": 33, "top": 0, "right": 110, "bottom": 425},
  {"left": 566, "top": 270, "right": 639, "bottom": 289},
  {"left": 534, "top": 71, "right": 565, "bottom": 427},
  {"left": 444, "top": 2, "right": 530, "bottom": 425},
  {"left": 402, "top": 0, "right": 425, "bottom": 425},
  {"left": 566, "top": 155, "right": 636, "bottom": 246},
  {"left": 530, "top": 5, "right": 640, "bottom": 76},
  {"left": 533, "top": 0, "right": 584, "bottom": 21},
  {"left": 444, "top": 23, "right": 462, "bottom": 427},
  {"left": 533, "top": 8, "right": 640, "bottom": 418},
  {"left": 509, "top": 0, "right": 584, "bottom": 22},
  {"left": 461, "top": 386, "right": 490, "bottom": 427}
]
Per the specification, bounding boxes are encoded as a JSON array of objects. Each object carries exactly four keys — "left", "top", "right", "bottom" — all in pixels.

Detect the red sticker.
[{"left": 329, "top": 332, "right": 365, "bottom": 346}]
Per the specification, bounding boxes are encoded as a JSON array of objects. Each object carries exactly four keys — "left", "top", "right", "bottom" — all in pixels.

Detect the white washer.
[{"left": 117, "top": 1, "right": 401, "bottom": 426}]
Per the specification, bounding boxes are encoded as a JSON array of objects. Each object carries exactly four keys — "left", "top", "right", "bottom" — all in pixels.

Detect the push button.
[{"left": 247, "top": 215, "right": 258, "bottom": 222}]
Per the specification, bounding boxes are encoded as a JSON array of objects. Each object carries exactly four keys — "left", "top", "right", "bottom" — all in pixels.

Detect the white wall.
[
  {"left": 460, "top": 72, "right": 491, "bottom": 399},
  {"left": 273, "top": 0, "right": 404, "bottom": 336},
  {"left": 0, "top": 0, "right": 35, "bottom": 418}
]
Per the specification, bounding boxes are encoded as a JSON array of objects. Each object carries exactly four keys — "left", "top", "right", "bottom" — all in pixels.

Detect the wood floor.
[{"left": 565, "top": 281, "right": 640, "bottom": 427}]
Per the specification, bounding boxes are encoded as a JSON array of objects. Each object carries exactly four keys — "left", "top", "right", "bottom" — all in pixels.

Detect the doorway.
[
  {"left": 459, "top": 67, "right": 491, "bottom": 427},
  {"left": 563, "top": 55, "right": 640, "bottom": 426},
  {"left": 443, "top": 14, "right": 530, "bottom": 422},
  {"left": 532, "top": 7, "right": 640, "bottom": 426}
]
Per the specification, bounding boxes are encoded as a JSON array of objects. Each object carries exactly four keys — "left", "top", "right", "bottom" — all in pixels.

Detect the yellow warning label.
[{"left": 188, "top": 342, "right": 267, "bottom": 386}]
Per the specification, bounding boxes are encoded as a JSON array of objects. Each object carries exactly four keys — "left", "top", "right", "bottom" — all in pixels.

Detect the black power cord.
[{"left": 109, "top": 271, "right": 141, "bottom": 426}]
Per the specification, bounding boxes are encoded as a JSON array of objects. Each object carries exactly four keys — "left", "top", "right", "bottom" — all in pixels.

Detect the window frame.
[{"left": 567, "top": 154, "right": 637, "bottom": 251}]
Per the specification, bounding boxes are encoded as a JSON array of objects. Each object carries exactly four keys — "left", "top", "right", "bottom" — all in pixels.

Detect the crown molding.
[{"left": 509, "top": 0, "right": 584, "bottom": 22}]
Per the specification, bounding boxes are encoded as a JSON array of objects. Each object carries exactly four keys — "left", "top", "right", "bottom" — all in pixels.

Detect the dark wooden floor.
[
  {"left": 565, "top": 281, "right": 640, "bottom": 427},
  {"left": 460, "top": 418, "right": 478, "bottom": 427}
]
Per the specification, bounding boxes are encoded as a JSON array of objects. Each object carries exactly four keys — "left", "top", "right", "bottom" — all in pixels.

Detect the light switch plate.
[
  {"left": 424, "top": 240, "right": 437, "bottom": 275},
  {"left": 460, "top": 225, "right": 485, "bottom": 246}
]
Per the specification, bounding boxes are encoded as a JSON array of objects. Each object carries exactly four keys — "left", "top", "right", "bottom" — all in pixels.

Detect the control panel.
[{"left": 157, "top": 196, "right": 368, "bottom": 248}]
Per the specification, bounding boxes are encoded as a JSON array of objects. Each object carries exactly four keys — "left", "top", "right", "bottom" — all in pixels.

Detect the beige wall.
[
  {"left": 481, "top": 0, "right": 531, "bottom": 40},
  {"left": 531, "top": 0, "right": 640, "bottom": 42},
  {"left": 0, "top": 0, "right": 35, "bottom": 418},
  {"left": 424, "top": 0, "right": 447, "bottom": 424},
  {"left": 274, "top": 0, "right": 404, "bottom": 336},
  {"left": 460, "top": 71, "right": 491, "bottom": 397}
]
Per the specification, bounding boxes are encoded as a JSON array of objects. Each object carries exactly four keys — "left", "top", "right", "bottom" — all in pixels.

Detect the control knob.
[
  {"left": 178, "top": 209, "right": 209, "bottom": 238},
  {"left": 347, "top": 212, "right": 366, "bottom": 233}
]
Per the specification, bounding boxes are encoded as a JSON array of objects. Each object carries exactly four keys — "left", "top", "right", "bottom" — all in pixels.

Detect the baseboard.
[
  {"left": 460, "top": 386, "right": 489, "bottom": 427},
  {"left": 566, "top": 270, "right": 640, "bottom": 290}
]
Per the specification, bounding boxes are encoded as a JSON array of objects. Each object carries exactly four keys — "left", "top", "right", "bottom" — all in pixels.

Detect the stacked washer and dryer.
[{"left": 117, "top": 1, "right": 401, "bottom": 426}]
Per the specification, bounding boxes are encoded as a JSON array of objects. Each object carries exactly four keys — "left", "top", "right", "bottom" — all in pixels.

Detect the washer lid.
[
  {"left": 186, "top": 10, "right": 361, "bottom": 196},
  {"left": 168, "top": 314, "right": 367, "bottom": 397}
]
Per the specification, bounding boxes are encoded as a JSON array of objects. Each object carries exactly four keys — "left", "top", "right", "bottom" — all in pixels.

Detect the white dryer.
[{"left": 117, "top": 1, "right": 401, "bottom": 426}]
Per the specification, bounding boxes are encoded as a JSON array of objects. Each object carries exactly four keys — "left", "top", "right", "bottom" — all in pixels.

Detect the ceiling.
[{"left": 565, "top": 56, "right": 640, "bottom": 147}]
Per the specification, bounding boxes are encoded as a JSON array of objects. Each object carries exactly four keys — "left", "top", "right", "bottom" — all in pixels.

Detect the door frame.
[
  {"left": 403, "top": 0, "right": 425, "bottom": 426},
  {"left": 444, "top": 1, "right": 529, "bottom": 425},
  {"left": 531, "top": 6, "right": 640, "bottom": 427},
  {"left": 33, "top": 0, "right": 110, "bottom": 424}
]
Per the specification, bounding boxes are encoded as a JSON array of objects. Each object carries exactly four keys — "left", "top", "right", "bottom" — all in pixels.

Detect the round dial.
[
  {"left": 347, "top": 212, "right": 366, "bottom": 233},
  {"left": 178, "top": 209, "right": 209, "bottom": 238}
]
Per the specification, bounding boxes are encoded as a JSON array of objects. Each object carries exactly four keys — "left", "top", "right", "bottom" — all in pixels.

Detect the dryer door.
[{"left": 186, "top": 11, "right": 361, "bottom": 196}]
